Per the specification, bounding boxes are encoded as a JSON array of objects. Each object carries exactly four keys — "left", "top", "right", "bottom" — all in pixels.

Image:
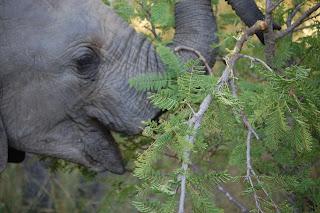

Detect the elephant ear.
[{"left": 0, "top": 114, "right": 8, "bottom": 172}]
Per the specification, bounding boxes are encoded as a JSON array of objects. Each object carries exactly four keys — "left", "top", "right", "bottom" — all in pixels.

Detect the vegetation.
[{"left": 0, "top": 0, "right": 319, "bottom": 212}]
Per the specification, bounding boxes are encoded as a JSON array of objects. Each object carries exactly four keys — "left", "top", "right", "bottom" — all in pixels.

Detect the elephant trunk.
[
  {"left": 115, "top": 0, "right": 218, "bottom": 131},
  {"left": 225, "top": 0, "right": 281, "bottom": 44},
  {"left": 171, "top": 0, "right": 218, "bottom": 65}
]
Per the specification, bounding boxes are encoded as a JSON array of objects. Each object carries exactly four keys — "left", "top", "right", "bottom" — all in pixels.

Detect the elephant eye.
[{"left": 74, "top": 49, "right": 100, "bottom": 74}]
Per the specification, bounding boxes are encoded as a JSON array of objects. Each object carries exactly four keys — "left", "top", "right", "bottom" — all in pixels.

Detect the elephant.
[{"left": 0, "top": 0, "right": 269, "bottom": 174}]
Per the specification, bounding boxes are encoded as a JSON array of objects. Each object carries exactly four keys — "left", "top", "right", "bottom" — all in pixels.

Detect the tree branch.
[
  {"left": 238, "top": 54, "right": 273, "bottom": 72},
  {"left": 277, "top": 3, "right": 320, "bottom": 39},
  {"left": 304, "top": 11, "right": 320, "bottom": 22},
  {"left": 176, "top": 20, "right": 267, "bottom": 213},
  {"left": 286, "top": 2, "right": 305, "bottom": 28},
  {"left": 293, "top": 23, "right": 320, "bottom": 32},
  {"left": 137, "top": 1, "right": 160, "bottom": 41},
  {"left": 231, "top": 49, "right": 280, "bottom": 213},
  {"left": 245, "top": 131, "right": 264, "bottom": 213},
  {"left": 267, "top": 0, "right": 284, "bottom": 13},
  {"left": 264, "top": 0, "right": 277, "bottom": 66},
  {"left": 217, "top": 184, "right": 250, "bottom": 213}
]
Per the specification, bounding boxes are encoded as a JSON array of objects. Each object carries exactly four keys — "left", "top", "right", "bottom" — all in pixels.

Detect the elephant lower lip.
[
  {"left": 83, "top": 148, "right": 125, "bottom": 175},
  {"left": 83, "top": 151, "right": 105, "bottom": 170}
]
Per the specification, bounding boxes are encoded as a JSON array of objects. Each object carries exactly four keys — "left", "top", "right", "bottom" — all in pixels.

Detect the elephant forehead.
[
  {"left": 0, "top": 0, "right": 112, "bottom": 34},
  {"left": 0, "top": 0, "right": 112, "bottom": 70}
]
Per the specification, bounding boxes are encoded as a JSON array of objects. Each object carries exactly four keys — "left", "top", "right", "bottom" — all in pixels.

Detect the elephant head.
[{"left": 0, "top": 0, "right": 266, "bottom": 174}]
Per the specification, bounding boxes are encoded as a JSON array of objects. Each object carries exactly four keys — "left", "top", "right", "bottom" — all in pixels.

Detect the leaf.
[
  {"left": 265, "top": 105, "right": 289, "bottom": 150},
  {"left": 156, "top": 45, "right": 184, "bottom": 78},
  {"left": 151, "top": 1, "right": 174, "bottom": 28},
  {"left": 132, "top": 200, "right": 160, "bottom": 213},
  {"left": 149, "top": 89, "right": 180, "bottom": 110},
  {"left": 113, "top": 0, "right": 135, "bottom": 22},
  {"left": 291, "top": 116, "right": 313, "bottom": 152},
  {"left": 129, "top": 73, "right": 170, "bottom": 91}
]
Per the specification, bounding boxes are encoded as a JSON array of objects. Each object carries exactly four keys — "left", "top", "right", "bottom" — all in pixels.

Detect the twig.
[
  {"left": 228, "top": 77, "right": 259, "bottom": 140},
  {"left": 245, "top": 131, "right": 264, "bottom": 213},
  {"left": 174, "top": 45, "right": 212, "bottom": 74},
  {"left": 217, "top": 184, "right": 250, "bottom": 213},
  {"left": 232, "top": 72, "right": 279, "bottom": 212},
  {"left": 277, "top": 3, "right": 320, "bottom": 39},
  {"left": 238, "top": 54, "right": 273, "bottom": 72},
  {"left": 233, "top": 21, "right": 268, "bottom": 54},
  {"left": 220, "top": 20, "right": 280, "bottom": 212},
  {"left": 241, "top": 111, "right": 259, "bottom": 140},
  {"left": 245, "top": 131, "right": 281, "bottom": 212},
  {"left": 137, "top": 1, "right": 160, "bottom": 41},
  {"left": 190, "top": 163, "right": 249, "bottom": 212},
  {"left": 232, "top": 57, "right": 280, "bottom": 213},
  {"left": 229, "top": 69, "right": 280, "bottom": 212},
  {"left": 245, "top": 128, "right": 281, "bottom": 212},
  {"left": 178, "top": 94, "right": 212, "bottom": 213},
  {"left": 304, "top": 11, "right": 320, "bottom": 22},
  {"left": 286, "top": 2, "right": 305, "bottom": 28},
  {"left": 177, "top": 21, "right": 267, "bottom": 213},
  {"left": 267, "top": 0, "right": 284, "bottom": 13},
  {"left": 293, "top": 23, "right": 320, "bottom": 32},
  {"left": 252, "top": 170, "right": 280, "bottom": 213}
]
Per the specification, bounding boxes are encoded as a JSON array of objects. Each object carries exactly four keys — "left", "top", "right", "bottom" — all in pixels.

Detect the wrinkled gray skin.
[{"left": 0, "top": 0, "right": 264, "bottom": 174}]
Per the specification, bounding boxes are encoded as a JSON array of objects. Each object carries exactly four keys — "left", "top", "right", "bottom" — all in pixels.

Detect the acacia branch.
[
  {"left": 244, "top": 129, "right": 280, "bottom": 213},
  {"left": 178, "top": 94, "right": 212, "bottom": 213},
  {"left": 245, "top": 131, "right": 263, "bottom": 213},
  {"left": 277, "top": 3, "right": 320, "bottom": 39},
  {"left": 304, "top": 11, "right": 320, "bottom": 22},
  {"left": 217, "top": 184, "right": 250, "bottom": 213},
  {"left": 264, "top": 1, "right": 320, "bottom": 67},
  {"left": 293, "top": 23, "right": 320, "bottom": 32},
  {"left": 228, "top": 77, "right": 259, "bottom": 140},
  {"left": 230, "top": 49, "right": 281, "bottom": 213},
  {"left": 286, "top": 2, "right": 305, "bottom": 28},
  {"left": 137, "top": 1, "right": 160, "bottom": 41},
  {"left": 216, "top": 21, "right": 279, "bottom": 212},
  {"left": 238, "top": 54, "right": 273, "bottom": 72},
  {"left": 176, "top": 21, "right": 266, "bottom": 213},
  {"left": 229, "top": 67, "right": 279, "bottom": 212},
  {"left": 190, "top": 163, "right": 249, "bottom": 212},
  {"left": 267, "top": 0, "right": 284, "bottom": 13}
]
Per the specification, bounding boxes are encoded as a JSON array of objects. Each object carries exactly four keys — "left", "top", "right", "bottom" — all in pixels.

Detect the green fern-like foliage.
[
  {"left": 234, "top": 49, "right": 320, "bottom": 210},
  {"left": 130, "top": 45, "right": 235, "bottom": 212},
  {"left": 129, "top": 24, "right": 320, "bottom": 213},
  {"left": 112, "top": 0, "right": 175, "bottom": 41},
  {"left": 121, "top": 0, "right": 320, "bottom": 212}
]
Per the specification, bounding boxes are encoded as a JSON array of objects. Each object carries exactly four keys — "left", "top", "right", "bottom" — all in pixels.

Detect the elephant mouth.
[
  {"left": 80, "top": 101, "right": 162, "bottom": 174},
  {"left": 80, "top": 121, "right": 125, "bottom": 175},
  {"left": 83, "top": 149, "right": 125, "bottom": 174}
]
